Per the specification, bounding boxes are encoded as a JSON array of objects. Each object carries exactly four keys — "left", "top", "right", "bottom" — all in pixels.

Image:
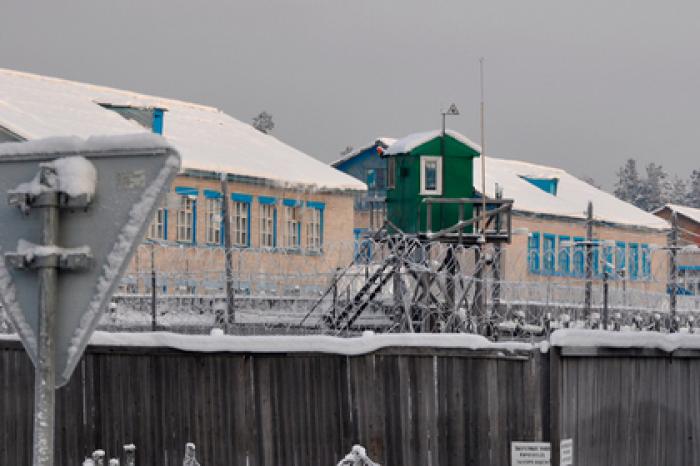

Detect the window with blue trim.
[
  {"left": 204, "top": 194, "right": 222, "bottom": 245},
  {"left": 603, "top": 243, "right": 614, "bottom": 275},
  {"left": 592, "top": 242, "right": 600, "bottom": 276},
  {"left": 628, "top": 243, "right": 639, "bottom": 280},
  {"left": 306, "top": 201, "right": 325, "bottom": 251},
  {"left": 543, "top": 234, "right": 556, "bottom": 275},
  {"left": 175, "top": 188, "right": 197, "bottom": 244},
  {"left": 283, "top": 203, "right": 301, "bottom": 249},
  {"left": 148, "top": 205, "right": 167, "bottom": 240},
  {"left": 528, "top": 232, "right": 541, "bottom": 273},
  {"left": 641, "top": 244, "right": 651, "bottom": 279},
  {"left": 557, "top": 236, "right": 571, "bottom": 275},
  {"left": 258, "top": 197, "right": 277, "bottom": 248},
  {"left": 231, "top": 193, "right": 252, "bottom": 247},
  {"left": 573, "top": 237, "right": 585, "bottom": 277},
  {"left": 615, "top": 241, "right": 626, "bottom": 277}
]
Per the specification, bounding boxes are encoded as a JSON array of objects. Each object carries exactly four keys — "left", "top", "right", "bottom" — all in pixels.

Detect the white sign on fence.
[
  {"left": 560, "top": 438, "right": 573, "bottom": 465},
  {"left": 511, "top": 441, "right": 551, "bottom": 466}
]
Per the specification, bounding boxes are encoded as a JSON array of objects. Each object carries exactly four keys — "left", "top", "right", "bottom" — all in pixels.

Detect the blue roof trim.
[
  {"left": 283, "top": 198, "right": 302, "bottom": 208},
  {"left": 152, "top": 108, "right": 165, "bottom": 134},
  {"left": 306, "top": 201, "right": 326, "bottom": 210},
  {"left": 231, "top": 193, "right": 253, "bottom": 203},
  {"left": 175, "top": 186, "right": 198, "bottom": 196},
  {"left": 204, "top": 189, "right": 222, "bottom": 199},
  {"left": 258, "top": 195, "right": 277, "bottom": 205}
]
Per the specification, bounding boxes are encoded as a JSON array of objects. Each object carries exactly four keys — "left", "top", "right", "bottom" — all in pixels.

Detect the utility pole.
[
  {"left": 150, "top": 243, "right": 157, "bottom": 331},
  {"left": 221, "top": 173, "right": 236, "bottom": 331},
  {"left": 584, "top": 202, "right": 593, "bottom": 319},
  {"left": 669, "top": 212, "right": 678, "bottom": 321},
  {"left": 479, "top": 57, "right": 487, "bottom": 235},
  {"left": 491, "top": 185, "right": 503, "bottom": 309}
]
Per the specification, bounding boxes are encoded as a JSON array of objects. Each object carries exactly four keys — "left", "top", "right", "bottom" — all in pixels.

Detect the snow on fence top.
[
  {"left": 0, "top": 68, "right": 366, "bottom": 193},
  {"left": 551, "top": 329, "right": 700, "bottom": 352},
  {"left": 0, "top": 331, "right": 534, "bottom": 355},
  {"left": 473, "top": 156, "right": 670, "bottom": 230}
]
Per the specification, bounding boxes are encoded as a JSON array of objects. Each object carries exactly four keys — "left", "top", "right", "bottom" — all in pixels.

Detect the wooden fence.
[
  {"left": 550, "top": 345, "right": 700, "bottom": 466},
  {"left": 0, "top": 338, "right": 699, "bottom": 465},
  {"left": 0, "top": 340, "right": 546, "bottom": 466}
]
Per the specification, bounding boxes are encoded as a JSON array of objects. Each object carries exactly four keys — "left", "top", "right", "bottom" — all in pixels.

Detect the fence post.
[
  {"left": 669, "top": 212, "right": 678, "bottom": 324},
  {"left": 150, "top": 243, "right": 157, "bottom": 331},
  {"left": 221, "top": 173, "right": 236, "bottom": 330},
  {"left": 584, "top": 201, "right": 593, "bottom": 319}
]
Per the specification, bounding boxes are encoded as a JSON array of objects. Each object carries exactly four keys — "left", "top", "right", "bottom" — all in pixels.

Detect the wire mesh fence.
[{"left": 1, "top": 238, "right": 699, "bottom": 340}]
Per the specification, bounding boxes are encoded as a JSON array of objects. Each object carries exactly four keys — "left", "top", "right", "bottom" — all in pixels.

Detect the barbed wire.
[{"left": 0, "top": 238, "right": 698, "bottom": 339}]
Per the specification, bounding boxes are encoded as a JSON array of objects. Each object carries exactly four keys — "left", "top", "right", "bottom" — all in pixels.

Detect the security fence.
[{"left": 1, "top": 238, "right": 699, "bottom": 338}]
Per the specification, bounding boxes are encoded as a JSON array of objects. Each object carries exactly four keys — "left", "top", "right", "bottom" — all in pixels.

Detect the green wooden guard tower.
[{"left": 382, "top": 129, "right": 482, "bottom": 236}]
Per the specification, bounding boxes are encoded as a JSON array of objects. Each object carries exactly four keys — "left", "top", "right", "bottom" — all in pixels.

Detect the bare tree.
[
  {"left": 340, "top": 145, "right": 354, "bottom": 156},
  {"left": 252, "top": 111, "right": 274, "bottom": 134}
]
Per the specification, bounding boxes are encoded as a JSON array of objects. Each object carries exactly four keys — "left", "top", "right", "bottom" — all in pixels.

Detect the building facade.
[{"left": 0, "top": 68, "right": 365, "bottom": 297}]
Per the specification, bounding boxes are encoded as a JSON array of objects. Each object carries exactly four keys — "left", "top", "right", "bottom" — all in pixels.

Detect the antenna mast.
[{"left": 479, "top": 57, "right": 486, "bottom": 233}]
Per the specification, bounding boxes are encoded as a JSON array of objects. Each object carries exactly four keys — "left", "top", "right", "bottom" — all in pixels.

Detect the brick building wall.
[
  {"left": 505, "top": 215, "right": 669, "bottom": 293},
  {"left": 126, "top": 172, "right": 357, "bottom": 294}
]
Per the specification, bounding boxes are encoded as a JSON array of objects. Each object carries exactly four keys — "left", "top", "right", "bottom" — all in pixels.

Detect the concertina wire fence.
[{"left": 0, "top": 238, "right": 698, "bottom": 340}]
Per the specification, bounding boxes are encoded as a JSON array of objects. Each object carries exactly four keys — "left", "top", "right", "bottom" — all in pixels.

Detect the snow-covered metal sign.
[{"left": 0, "top": 134, "right": 180, "bottom": 387}]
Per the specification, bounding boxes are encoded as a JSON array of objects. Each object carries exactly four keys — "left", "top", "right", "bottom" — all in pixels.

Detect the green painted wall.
[{"left": 385, "top": 134, "right": 479, "bottom": 234}]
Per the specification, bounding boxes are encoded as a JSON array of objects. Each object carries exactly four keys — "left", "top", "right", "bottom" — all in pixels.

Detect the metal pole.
[
  {"left": 670, "top": 212, "right": 678, "bottom": 319},
  {"left": 221, "top": 174, "right": 236, "bottom": 330},
  {"left": 150, "top": 243, "right": 157, "bottom": 331},
  {"left": 584, "top": 201, "right": 593, "bottom": 318},
  {"left": 33, "top": 170, "right": 58, "bottom": 466},
  {"left": 479, "top": 57, "right": 487, "bottom": 234},
  {"left": 492, "top": 187, "right": 502, "bottom": 308},
  {"left": 603, "top": 272, "right": 609, "bottom": 330}
]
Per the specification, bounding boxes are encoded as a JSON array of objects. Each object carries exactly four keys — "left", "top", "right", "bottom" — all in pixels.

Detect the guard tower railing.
[{"left": 423, "top": 197, "right": 513, "bottom": 244}]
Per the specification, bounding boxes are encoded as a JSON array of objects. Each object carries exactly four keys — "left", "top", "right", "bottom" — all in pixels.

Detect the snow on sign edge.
[{"left": 61, "top": 150, "right": 181, "bottom": 383}]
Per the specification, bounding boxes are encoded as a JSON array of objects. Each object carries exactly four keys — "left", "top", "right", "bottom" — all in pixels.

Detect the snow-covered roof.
[
  {"left": 331, "top": 137, "right": 397, "bottom": 167},
  {"left": 385, "top": 129, "right": 481, "bottom": 156},
  {"left": 474, "top": 156, "right": 670, "bottom": 230},
  {"left": 654, "top": 204, "right": 700, "bottom": 225},
  {"left": 0, "top": 68, "right": 365, "bottom": 192}
]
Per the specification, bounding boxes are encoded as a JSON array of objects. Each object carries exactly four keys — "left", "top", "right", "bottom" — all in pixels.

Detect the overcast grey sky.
[{"left": 1, "top": 1, "right": 698, "bottom": 188}]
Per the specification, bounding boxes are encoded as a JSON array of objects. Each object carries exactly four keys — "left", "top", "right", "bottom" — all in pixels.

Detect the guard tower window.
[{"left": 420, "top": 156, "right": 442, "bottom": 195}]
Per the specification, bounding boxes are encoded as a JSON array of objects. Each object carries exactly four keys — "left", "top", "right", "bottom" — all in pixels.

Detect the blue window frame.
[
  {"left": 641, "top": 244, "right": 651, "bottom": 279},
  {"left": 528, "top": 232, "right": 541, "bottom": 273},
  {"left": 603, "top": 243, "right": 614, "bottom": 275},
  {"left": 543, "top": 234, "right": 556, "bottom": 275},
  {"left": 615, "top": 241, "right": 626, "bottom": 278},
  {"left": 592, "top": 241, "right": 600, "bottom": 276},
  {"left": 628, "top": 243, "right": 639, "bottom": 280},
  {"left": 558, "top": 235, "right": 571, "bottom": 275},
  {"left": 174, "top": 186, "right": 198, "bottom": 245},
  {"left": 573, "top": 236, "right": 585, "bottom": 277},
  {"left": 306, "top": 201, "right": 325, "bottom": 251},
  {"left": 231, "top": 193, "right": 252, "bottom": 248},
  {"left": 258, "top": 196, "right": 277, "bottom": 248}
]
